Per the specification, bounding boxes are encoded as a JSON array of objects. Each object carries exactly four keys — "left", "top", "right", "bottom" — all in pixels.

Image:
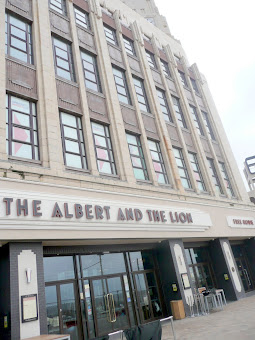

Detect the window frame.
[
  {"left": 81, "top": 50, "right": 101, "bottom": 93},
  {"left": 103, "top": 24, "right": 118, "bottom": 46},
  {"left": 173, "top": 147, "right": 192, "bottom": 189},
  {"left": 123, "top": 36, "right": 136, "bottom": 56},
  {"left": 160, "top": 59, "right": 171, "bottom": 77},
  {"left": 178, "top": 70, "right": 188, "bottom": 87},
  {"left": 6, "top": 94, "right": 39, "bottom": 161},
  {"left": 49, "top": 0, "right": 67, "bottom": 16},
  {"left": 52, "top": 36, "right": 75, "bottom": 82},
  {"left": 112, "top": 66, "right": 132, "bottom": 105},
  {"left": 190, "top": 78, "right": 199, "bottom": 94},
  {"left": 202, "top": 111, "right": 216, "bottom": 141},
  {"left": 91, "top": 122, "right": 117, "bottom": 175},
  {"left": 5, "top": 12, "right": 33, "bottom": 64},
  {"left": 132, "top": 76, "right": 150, "bottom": 113},
  {"left": 60, "top": 111, "right": 87, "bottom": 170},
  {"left": 171, "top": 96, "right": 187, "bottom": 129},
  {"left": 156, "top": 88, "right": 173, "bottom": 123},
  {"left": 74, "top": 6, "right": 90, "bottom": 30},
  {"left": 145, "top": 50, "right": 157, "bottom": 69},
  {"left": 189, "top": 105, "right": 204, "bottom": 136},
  {"left": 188, "top": 152, "right": 206, "bottom": 192},
  {"left": 207, "top": 158, "right": 224, "bottom": 195},
  {"left": 148, "top": 140, "right": 168, "bottom": 184},
  {"left": 219, "top": 162, "right": 235, "bottom": 197}
]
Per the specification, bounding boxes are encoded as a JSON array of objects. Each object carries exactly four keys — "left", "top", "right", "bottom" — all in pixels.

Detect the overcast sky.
[{"left": 155, "top": 0, "right": 255, "bottom": 190}]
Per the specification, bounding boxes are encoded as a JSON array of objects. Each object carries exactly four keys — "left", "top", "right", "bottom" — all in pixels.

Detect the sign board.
[
  {"left": 21, "top": 294, "right": 38, "bottom": 323},
  {"left": 227, "top": 216, "right": 255, "bottom": 229}
]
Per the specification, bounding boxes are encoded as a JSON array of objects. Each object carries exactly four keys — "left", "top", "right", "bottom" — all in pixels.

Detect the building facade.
[
  {"left": 244, "top": 156, "right": 255, "bottom": 204},
  {"left": 1, "top": 0, "right": 255, "bottom": 339}
]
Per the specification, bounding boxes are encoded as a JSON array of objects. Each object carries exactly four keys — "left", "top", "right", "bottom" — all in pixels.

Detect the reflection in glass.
[
  {"left": 135, "top": 273, "right": 151, "bottom": 320},
  {"left": 44, "top": 256, "right": 75, "bottom": 282},
  {"left": 45, "top": 285, "right": 60, "bottom": 334},
  {"left": 129, "top": 251, "right": 154, "bottom": 271},
  {"left": 146, "top": 272, "right": 162, "bottom": 317}
]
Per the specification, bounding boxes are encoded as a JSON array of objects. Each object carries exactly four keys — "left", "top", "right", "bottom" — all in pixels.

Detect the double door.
[
  {"left": 188, "top": 263, "right": 215, "bottom": 290},
  {"left": 236, "top": 258, "right": 254, "bottom": 292}
]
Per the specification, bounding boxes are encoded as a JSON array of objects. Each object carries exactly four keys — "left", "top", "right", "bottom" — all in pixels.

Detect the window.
[
  {"left": 132, "top": 77, "right": 150, "bottom": 113},
  {"left": 81, "top": 50, "right": 101, "bottom": 92},
  {"left": 52, "top": 37, "right": 75, "bottom": 81},
  {"left": 160, "top": 59, "right": 171, "bottom": 77},
  {"left": 60, "top": 112, "right": 87, "bottom": 169},
  {"left": 126, "top": 133, "right": 149, "bottom": 181},
  {"left": 173, "top": 148, "right": 192, "bottom": 189},
  {"left": 49, "top": 0, "right": 67, "bottom": 15},
  {"left": 5, "top": 13, "right": 33, "bottom": 64},
  {"left": 171, "top": 96, "right": 187, "bottom": 129},
  {"left": 188, "top": 153, "right": 206, "bottom": 191},
  {"left": 123, "top": 36, "right": 135, "bottom": 56},
  {"left": 145, "top": 50, "right": 157, "bottom": 69},
  {"left": 6, "top": 94, "right": 39, "bottom": 160},
  {"left": 207, "top": 158, "right": 223, "bottom": 195},
  {"left": 178, "top": 71, "right": 188, "bottom": 87},
  {"left": 103, "top": 25, "right": 118, "bottom": 45},
  {"left": 202, "top": 111, "right": 215, "bottom": 141},
  {"left": 112, "top": 67, "right": 131, "bottom": 105},
  {"left": 189, "top": 105, "right": 204, "bottom": 136},
  {"left": 91, "top": 122, "right": 116, "bottom": 175},
  {"left": 190, "top": 78, "right": 199, "bottom": 94},
  {"left": 148, "top": 140, "right": 168, "bottom": 184},
  {"left": 74, "top": 6, "right": 90, "bottom": 29},
  {"left": 219, "top": 162, "right": 235, "bottom": 197},
  {"left": 156, "top": 88, "right": 173, "bottom": 123}
]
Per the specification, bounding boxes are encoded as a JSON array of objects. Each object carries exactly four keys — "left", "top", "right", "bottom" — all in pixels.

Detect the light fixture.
[{"left": 25, "top": 268, "right": 32, "bottom": 283}]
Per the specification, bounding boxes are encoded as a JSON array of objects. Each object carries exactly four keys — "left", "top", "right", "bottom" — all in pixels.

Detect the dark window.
[
  {"left": 148, "top": 140, "right": 168, "bottom": 184},
  {"left": 81, "top": 50, "right": 101, "bottom": 92},
  {"left": 60, "top": 112, "right": 87, "bottom": 169},
  {"left": 207, "top": 158, "right": 224, "bottom": 194},
  {"left": 160, "top": 59, "right": 171, "bottom": 77},
  {"left": 146, "top": 50, "right": 157, "bottom": 69},
  {"left": 173, "top": 147, "right": 192, "bottom": 189},
  {"left": 74, "top": 6, "right": 90, "bottom": 29},
  {"left": 156, "top": 88, "right": 173, "bottom": 123},
  {"left": 49, "top": 0, "right": 67, "bottom": 15},
  {"left": 188, "top": 152, "right": 206, "bottom": 191},
  {"left": 132, "top": 77, "right": 150, "bottom": 113},
  {"left": 112, "top": 66, "right": 131, "bottom": 105},
  {"left": 52, "top": 37, "right": 75, "bottom": 81},
  {"left": 171, "top": 96, "right": 187, "bottom": 129},
  {"left": 6, "top": 94, "right": 39, "bottom": 160},
  {"left": 178, "top": 70, "right": 188, "bottom": 87},
  {"left": 123, "top": 36, "right": 135, "bottom": 56},
  {"left": 202, "top": 111, "right": 216, "bottom": 141},
  {"left": 5, "top": 13, "right": 33, "bottom": 64},
  {"left": 219, "top": 162, "right": 235, "bottom": 197},
  {"left": 126, "top": 133, "right": 149, "bottom": 181},
  {"left": 190, "top": 78, "right": 199, "bottom": 94},
  {"left": 103, "top": 25, "right": 118, "bottom": 45},
  {"left": 91, "top": 122, "right": 116, "bottom": 175},
  {"left": 44, "top": 256, "right": 75, "bottom": 282},
  {"left": 189, "top": 105, "right": 204, "bottom": 136}
]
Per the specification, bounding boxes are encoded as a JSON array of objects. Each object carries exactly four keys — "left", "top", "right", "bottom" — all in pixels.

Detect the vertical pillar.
[
  {"left": 9, "top": 242, "right": 47, "bottom": 340},
  {"left": 0, "top": 245, "right": 11, "bottom": 339},
  {"left": 209, "top": 238, "right": 245, "bottom": 301}
]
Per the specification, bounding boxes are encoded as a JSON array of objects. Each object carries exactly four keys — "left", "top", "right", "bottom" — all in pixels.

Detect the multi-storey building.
[
  {"left": 0, "top": 0, "right": 255, "bottom": 339},
  {"left": 244, "top": 156, "right": 255, "bottom": 204}
]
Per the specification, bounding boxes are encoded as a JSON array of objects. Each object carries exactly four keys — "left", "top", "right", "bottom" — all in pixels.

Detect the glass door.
[
  {"left": 45, "top": 281, "right": 81, "bottom": 340},
  {"left": 236, "top": 258, "right": 253, "bottom": 292},
  {"left": 90, "top": 275, "right": 130, "bottom": 337}
]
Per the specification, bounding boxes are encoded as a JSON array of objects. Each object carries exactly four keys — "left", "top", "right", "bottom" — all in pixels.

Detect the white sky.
[{"left": 156, "top": 0, "right": 255, "bottom": 189}]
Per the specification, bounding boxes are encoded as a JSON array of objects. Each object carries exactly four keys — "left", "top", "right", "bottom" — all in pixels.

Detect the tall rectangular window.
[
  {"left": 91, "top": 122, "right": 116, "bottom": 175},
  {"left": 146, "top": 50, "right": 157, "bottom": 69},
  {"left": 52, "top": 37, "right": 75, "bottom": 81},
  {"left": 123, "top": 36, "right": 135, "bottom": 56},
  {"left": 178, "top": 71, "right": 188, "bottom": 87},
  {"left": 60, "top": 112, "right": 87, "bottom": 169},
  {"left": 74, "top": 7, "right": 90, "bottom": 29},
  {"left": 132, "top": 77, "right": 150, "bottom": 113},
  {"left": 148, "top": 140, "right": 168, "bottom": 184},
  {"left": 103, "top": 25, "right": 118, "bottom": 45},
  {"left": 160, "top": 59, "right": 171, "bottom": 77},
  {"left": 207, "top": 158, "right": 223, "bottom": 194},
  {"left": 5, "top": 13, "right": 33, "bottom": 64},
  {"left": 189, "top": 105, "right": 204, "bottom": 136},
  {"left": 219, "top": 162, "right": 235, "bottom": 197},
  {"left": 156, "top": 88, "right": 173, "bottom": 123},
  {"left": 202, "top": 111, "right": 216, "bottom": 141},
  {"left": 50, "top": 0, "right": 67, "bottom": 15},
  {"left": 126, "top": 133, "right": 149, "bottom": 181},
  {"left": 173, "top": 148, "right": 192, "bottom": 189},
  {"left": 190, "top": 78, "right": 199, "bottom": 94},
  {"left": 112, "top": 67, "right": 131, "bottom": 105},
  {"left": 188, "top": 153, "right": 206, "bottom": 191},
  {"left": 6, "top": 94, "right": 39, "bottom": 160},
  {"left": 81, "top": 51, "right": 101, "bottom": 92},
  {"left": 171, "top": 96, "right": 187, "bottom": 129}
]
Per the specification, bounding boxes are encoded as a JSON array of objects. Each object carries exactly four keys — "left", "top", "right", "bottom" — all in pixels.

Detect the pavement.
[{"left": 162, "top": 295, "right": 255, "bottom": 340}]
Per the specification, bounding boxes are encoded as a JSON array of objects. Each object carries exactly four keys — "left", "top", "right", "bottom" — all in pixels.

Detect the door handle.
[
  {"left": 243, "top": 269, "right": 252, "bottom": 286},
  {"left": 109, "top": 293, "right": 116, "bottom": 323},
  {"left": 104, "top": 294, "right": 111, "bottom": 322}
]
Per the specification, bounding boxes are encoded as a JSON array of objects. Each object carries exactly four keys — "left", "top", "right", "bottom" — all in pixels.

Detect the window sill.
[
  {"left": 8, "top": 156, "right": 42, "bottom": 166},
  {"left": 65, "top": 167, "right": 91, "bottom": 175},
  {"left": 107, "top": 41, "right": 121, "bottom": 51},
  {"left": 165, "top": 75, "right": 174, "bottom": 81},
  {"left": 55, "top": 76, "right": 78, "bottom": 87},
  {"left": 120, "top": 102, "right": 135, "bottom": 110},
  {"left": 159, "top": 183, "right": 173, "bottom": 189},
  {"left": 100, "top": 173, "right": 120, "bottom": 180},
  {"left": 5, "top": 56, "right": 35, "bottom": 70},
  {"left": 149, "top": 66, "right": 159, "bottom": 73},
  {"left": 166, "top": 121, "right": 176, "bottom": 127},
  {"left": 136, "top": 179, "right": 152, "bottom": 185},
  {"left": 49, "top": 8, "right": 69, "bottom": 22},
  {"left": 181, "top": 127, "right": 190, "bottom": 133},
  {"left": 86, "top": 88, "right": 105, "bottom": 98},
  {"left": 140, "top": 110, "right": 153, "bottom": 117},
  {"left": 195, "top": 92, "right": 202, "bottom": 98},
  {"left": 183, "top": 86, "right": 190, "bottom": 91},
  {"left": 184, "top": 188, "right": 195, "bottom": 192},
  {"left": 76, "top": 24, "right": 93, "bottom": 36}
]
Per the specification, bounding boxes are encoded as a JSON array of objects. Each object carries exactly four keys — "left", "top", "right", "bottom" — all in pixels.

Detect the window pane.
[
  {"left": 133, "top": 168, "right": 145, "bottom": 180},
  {"left": 65, "top": 140, "right": 80, "bottom": 153},
  {"left": 13, "top": 126, "right": 30, "bottom": 143},
  {"left": 44, "top": 256, "right": 75, "bottom": 282},
  {"left": 61, "top": 112, "right": 77, "bottom": 127},
  {"left": 97, "top": 160, "right": 112, "bottom": 174},
  {"left": 63, "top": 126, "right": 78, "bottom": 140},
  {"left": 12, "top": 142, "right": 32, "bottom": 159},
  {"left": 12, "top": 111, "right": 30, "bottom": 127},
  {"left": 94, "top": 135, "right": 107, "bottom": 148},
  {"left": 96, "top": 148, "right": 109, "bottom": 160},
  {"left": 65, "top": 153, "right": 82, "bottom": 168}
]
